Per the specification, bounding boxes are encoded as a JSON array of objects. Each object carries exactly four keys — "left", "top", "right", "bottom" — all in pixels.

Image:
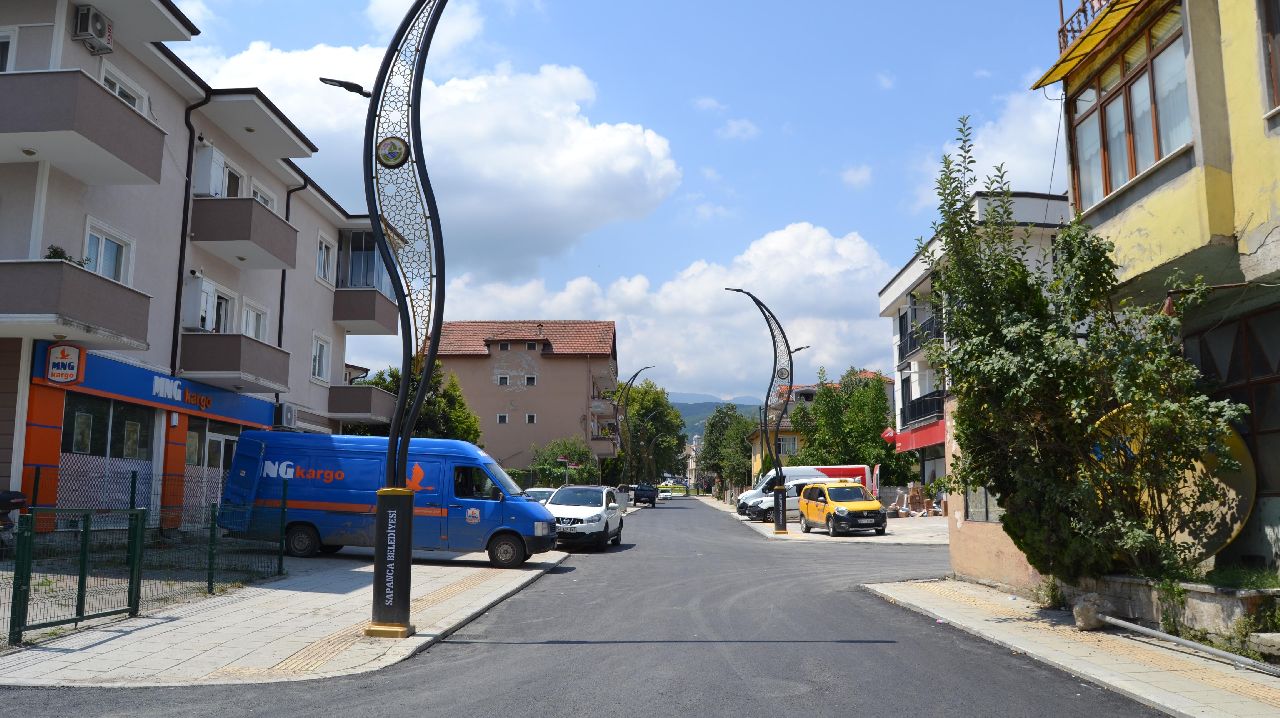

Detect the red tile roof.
[{"left": 438, "top": 320, "right": 616, "bottom": 357}]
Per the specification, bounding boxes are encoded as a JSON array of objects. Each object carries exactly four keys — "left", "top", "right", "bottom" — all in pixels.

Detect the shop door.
[{"left": 204, "top": 434, "right": 238, "bottom": 497}]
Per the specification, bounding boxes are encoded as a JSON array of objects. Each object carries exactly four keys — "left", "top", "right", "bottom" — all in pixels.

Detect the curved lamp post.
[
  {"left": 330, "top": 0, "right": 451, "bottom": 638},
  {"left": 726, "top": 288, "right": 793, "bottom": 534},
  {"left": 618, "top": 366, "right": 653, "bottom": 486}
]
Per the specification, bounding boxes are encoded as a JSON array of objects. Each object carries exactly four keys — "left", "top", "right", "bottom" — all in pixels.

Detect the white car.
[
  {"left": 524, "top": 487, "right": 556, "bottom": 504},
  {"left": 658, "top": 489, "right": 673, "bottom": 501},
  {"left": 545, "top": 485, "right": 623, "bottom": 550}
]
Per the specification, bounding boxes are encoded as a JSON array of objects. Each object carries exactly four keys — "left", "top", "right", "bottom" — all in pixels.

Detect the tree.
[
  {"left": 926, "top": 118, "right": 1244, "bottom": 581},
  {"left": 350, "top": 359, "right": 482, "bottom": 444},
  {"left": 789, "top": 367, "right": 912, "bottom": 485},
  {"left": 529, "top": 437, "right": 600, "bottom": 486},
  {"left": 698, "top": 404, "right": 755, "bottom": 489},
  {"left": 613, "top": 379, "right": 686, "bottom": 484}
]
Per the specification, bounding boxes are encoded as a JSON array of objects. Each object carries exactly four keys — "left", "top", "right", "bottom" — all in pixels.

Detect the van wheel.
[
  {"left": 800, "top": 516, "right": 811, "bottom": 534},
  {"left": 318, "top": 544, "right": 343, "bottom": 554},
  {"left": 827, "top": 517, "right": 841, "bottom": 537},
  {"left": 286, "top": 524, "right": 320, "bottom": 557},
  {"left": 488, "top": 534, "right": 526, "bottom": 569}
]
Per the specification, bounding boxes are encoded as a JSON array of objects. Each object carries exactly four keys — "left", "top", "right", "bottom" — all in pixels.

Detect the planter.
[{"left": 1060, "top": 575, "right": 1280, "bottom": 637}]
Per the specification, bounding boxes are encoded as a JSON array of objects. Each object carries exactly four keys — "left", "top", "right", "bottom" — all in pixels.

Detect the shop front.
[{"left": 23, "top": 341, "right": 273, "bottom": 529}]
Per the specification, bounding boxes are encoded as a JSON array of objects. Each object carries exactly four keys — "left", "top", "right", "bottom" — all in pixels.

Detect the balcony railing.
[
  {"left": 896, "top": 314, "right": 942, "bottom": 363},
  {"left": 900, "top": 390, "right": 945, "bottom": 428},
  {"left": 1059, "top": 0, "right": 1113, "bottom": 51}
]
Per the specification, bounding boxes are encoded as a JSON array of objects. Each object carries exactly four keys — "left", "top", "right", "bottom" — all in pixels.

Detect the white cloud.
[
  {"left": 974, "top": 68, "right": 992, "bottom": 79},
  {"left": 912, "top": 73, "right": 1065, "bottom": 211},
  {"left": 178, "top": 42, "right": 681, "bottom": 278},
  {"left": 346, "top": 222, "right": 893, "bottom": 398},
  {"left": 700, "top": 167, "right": 721, "bottom": 182},
  {"left": 693, "top": 96, "right": 727, "bottom": 112},
  {"left": 715, "top": 118, "right": 760, "bottom": 141},
  {"left": 363, "top": 0, "right": 485, "bottom": 58},
  {"left": 840, "top": 164, "right": 872, "bottom": 189},
  {"left": 175, "top": 0, "right": 213, "bottom": 26},
  {"left": 694, "top": 203, "right": 732, "bottom": 221},
  {"left": 876, "top": 72, "right": 895, "bottom": 90}
]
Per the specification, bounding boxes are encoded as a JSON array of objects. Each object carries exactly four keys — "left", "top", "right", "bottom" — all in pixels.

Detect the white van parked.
[{"left": 736, "top": 465, "right": 874, "bottom": 521}]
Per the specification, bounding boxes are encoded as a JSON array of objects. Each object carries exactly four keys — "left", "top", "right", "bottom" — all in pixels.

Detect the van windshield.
[
  {"left": 549, "top": 487, "right": 604, "bottom": 507},
  {"left": 484, "top": 462, "right": 522, "bottom": 497}
]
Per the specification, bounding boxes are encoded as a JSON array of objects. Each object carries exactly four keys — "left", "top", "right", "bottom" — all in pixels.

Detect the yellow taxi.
[{"left": 797, "top": 481, "right": 886, "bottom": 536}]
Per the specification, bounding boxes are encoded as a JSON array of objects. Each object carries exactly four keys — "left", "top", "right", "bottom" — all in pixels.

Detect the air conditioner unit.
[
  {"left": 191, "top": 146, "right": 227, "bottom": 197},
  {"left": 72, "top": 5, "right": 114, "bottom": 56},
  {"left": 274, "top": 402, "right": 299, "bottom": 429}
]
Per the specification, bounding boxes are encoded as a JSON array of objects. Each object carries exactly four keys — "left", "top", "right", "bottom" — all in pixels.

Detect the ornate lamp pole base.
[
  {"left": 774, "top": 485, "right": 788, "bottom": 534},
  {"left": 366, "top": 487, "right": 416, "bottom": 638}
]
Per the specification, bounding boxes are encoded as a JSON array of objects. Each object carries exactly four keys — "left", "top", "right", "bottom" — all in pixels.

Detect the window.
[
  {"left": 61, "top": 393, "right": 154, "bottom": 461},
  {"left": 241, "top": 302, "right": 267, "bottom": 341},
  {"left": 0, "top": 28, "right": 14, "bottom": 73},
  {"left": 454, "top": 465, "right": 500, "bottom": 500},
  {"left": 965, "top": 487, "right": 1005, "bottom": 523},
  {"left": 102, "top": 64, "right": 147, "bottom": 114},
  {"left": 526, "top": 413, "right": 536, "bottom": 424},
  {"left": 498, "top": 342, "right": 510, "bottom": 351},
  {"left": 195, "top": 281, "right": 236, "bottom": 333},
  {"left": 251, "top": 182, "right": 276, "bottom": 211},
  {"left": 84, "top": 225, "right": 129, "bottom": 283},
  {"left": 525, "top": 375, "right": 537, "bottom": 387},
  {"left": 526, "top": 341, "right": 538, "bottom": 350},
  {"left": 496, "top": 413, "right": 509, "bottom": 425},
  {"left": 224, "top": 166, "right": 243, "bottom": 198},
  {"left": 1068, "top": 7, "right": 1189, "bottom": 210},
  {"left": 1266, "top": 0, "right": 1280, "bottom": 110},
  {"left": 497, "top": 375, "right": 509, "bottom": 386},
  {"left": 775, "top": 435, "right": 797, "bottom": 456},
  {"left": 339, "top": 231, "right": 393, "bottom": 296},
  {"left": 316, "top": 235, "right": 336, "bottom": 285},
  {"left": 311, "top": 334, "right": 331, "bottom": 383}
]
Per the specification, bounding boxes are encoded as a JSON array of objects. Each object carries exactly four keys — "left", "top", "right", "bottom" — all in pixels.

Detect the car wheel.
[
  {"left": 595, "top": 525, "right": 611, "bottom": 551},
  {"left": 875, "top": 526, "right": 887, "bottom": 536},
  {"left": 611, "top": 525, "right": 622, "bottom": 545},
  {"left": 318, "top": 544, "right": 343, "bottom": 555},
  {"left": 286, "top": 524, "right": 320, "bottom": 558},
  {"left": 487, "top": 534, "right": 527, "bottom": 568},
  {"left": 800, "top": 515, "right": 811, "bottom": 533},
  {"left": 826, "top": 516, "right": 840, "bottom": 537}
]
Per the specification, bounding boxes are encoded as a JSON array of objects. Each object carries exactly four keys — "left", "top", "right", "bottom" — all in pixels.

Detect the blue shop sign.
[{"left": 32, "top": 341, "right": 274, "bottom": 427}]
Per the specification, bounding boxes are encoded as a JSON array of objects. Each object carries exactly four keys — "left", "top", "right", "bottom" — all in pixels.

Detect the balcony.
[
  {"left": 896, "top": 315, "right": 942, "bottom": 364},
  {"left": 589, "top": 398, "right": 616, "bottom": 417},
  {"left": 178, "top": 332, "right": 290, "bottom": 393},
  {"left": 589, "top": 435, "right": 619, "bottom": 459},
  {"left": 0, "top": 70, "right": 165, "bottom": 185},
  {"left": 1059, "top": 0, "right": 1116, "bottom": 51},
  {"left": 333, "top": 288, "right": 398, "bottom": 335},
  {"left": 190, "top": 197, "right": 297, "bottom": 269},
  {"left": 900, "top": 390, "right": 945, "bottom": 428},
  {"left": 0, "top": 260, "right": 150, "bottom": 349},
  {"left": 328, "top": 385, "right": 397, "bottom": 424}
]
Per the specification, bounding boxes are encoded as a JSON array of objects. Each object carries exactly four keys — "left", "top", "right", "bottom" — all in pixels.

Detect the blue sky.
[{"left": 175, "top": 0, "right": 1068, "bottom": 399}]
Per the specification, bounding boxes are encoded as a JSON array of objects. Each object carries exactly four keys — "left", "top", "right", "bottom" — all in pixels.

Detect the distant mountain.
[
  {"left": 668, "top": 392, "right": 762, "bottom": 405},
  {"left": 673, "top": 401, "right": 761, "bottom": 438}
]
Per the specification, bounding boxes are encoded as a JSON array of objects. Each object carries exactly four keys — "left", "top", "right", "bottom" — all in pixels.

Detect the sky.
[{"left": 173, "top": 0, "right": 1069, "bottom": 400}]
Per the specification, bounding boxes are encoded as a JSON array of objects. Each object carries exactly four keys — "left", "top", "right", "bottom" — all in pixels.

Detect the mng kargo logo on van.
[{"left": 263, "top": 460, "right": 346, "bottom": 483}]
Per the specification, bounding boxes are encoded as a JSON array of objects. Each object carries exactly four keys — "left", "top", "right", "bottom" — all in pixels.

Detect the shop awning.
[{"left": 1032, "top": 0, "right": 1144, "bottom": 89}]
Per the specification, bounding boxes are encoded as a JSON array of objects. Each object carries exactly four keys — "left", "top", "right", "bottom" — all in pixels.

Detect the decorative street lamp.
[
  {"left": 726, "top": 288, "right": 793, "bottom": 535},
  {"left": 324, "top": 0, "right": 452, "bottom": 639},
  {"left": 618, "top": 366, "right": 653, "bottom": 486}
]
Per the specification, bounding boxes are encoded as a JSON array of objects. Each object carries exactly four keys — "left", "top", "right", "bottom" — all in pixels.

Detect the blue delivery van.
[{"left": 218, "top": 431, "right": 557, "bottom": 568}]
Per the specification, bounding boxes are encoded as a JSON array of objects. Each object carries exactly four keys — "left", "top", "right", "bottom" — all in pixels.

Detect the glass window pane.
[
  {"left": 1100, "top": 62, "right": 1123, "bottom": 95},
  {"left": 1154, "top": 37, "right": 1191, "bottom": 155},
  {"left": 109, "top": 401, "right": 154, "bottom": 461},
  {"left": 1252, "top": 432, "right": 1280, "bottom": 494},
  {"left": 0, "top": 38, "right": 11, "bottom": 72},
  {"left": 61, "top": 393, "right": 110, "bottom": 456},
  {"left": 1123, "top": 39, "right": 1149, "bottom": 74},
  {"left": 1074, "top": 86, "right": 1097, "bottom": 115},
  {"left": 1248, "top": 310, "right": 1280, "bottom": 378},
  {"left": 1075, "top": 113, "right": 1104, "bottom": 208},
  {"left": 101, "top": 237, "right": 123, "bottom": 281},
  {"left": 225, "top": 170, "right": 241, "bottom": 198},
  {"left": 1104, "top": 99, "right": 1129, "bottom": 190},
  {"left": 1130, "top": 76, "right": 1156, "bottom": 173},
  {"left": 1256, "top": 384, "right": 1280, "bottom": 433},
  {"left": 1151, "top": 8, "right": 1182, "bottom": 47}
]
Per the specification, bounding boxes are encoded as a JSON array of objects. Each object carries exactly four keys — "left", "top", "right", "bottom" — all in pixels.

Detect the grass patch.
[{"left": 1201, "top": 566, "right": 1280, "bottom": 590}]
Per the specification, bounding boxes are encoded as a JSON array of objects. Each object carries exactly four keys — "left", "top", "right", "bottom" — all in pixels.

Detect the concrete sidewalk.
[
  {"left": 0, "top": 548, "right": 566, "bottom": 687},
  {"left": 693, "top": 495, "right": 948, "bottom": 545},
  {"left": 868, "top": 578, "right": 1280, "bottom": 718}
]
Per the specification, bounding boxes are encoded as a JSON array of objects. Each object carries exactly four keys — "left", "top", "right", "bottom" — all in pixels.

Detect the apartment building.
[
  {"left": 0, "top": 1, "right": 396, "bottom": 526},
  {"left": 1023, "top": 0, "right": 1280, "bottom": 570},
  {"left": 437, "top": 321, "right": 619, "bottom": 469}
]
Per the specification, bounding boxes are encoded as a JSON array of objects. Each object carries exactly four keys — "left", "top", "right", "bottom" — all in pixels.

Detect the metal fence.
[{"left": 4, "top": 502, "right": 285, "bottom": 646}]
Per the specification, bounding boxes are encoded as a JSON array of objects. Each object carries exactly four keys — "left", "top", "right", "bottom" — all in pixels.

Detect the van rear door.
[{"left": 220, "top": 437, "right": 265, "bottom": 531}]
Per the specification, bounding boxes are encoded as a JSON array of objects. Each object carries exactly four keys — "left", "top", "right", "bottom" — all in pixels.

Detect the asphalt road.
[{"left": 2, "top": 498, "right": 1159, "bottom": 717}]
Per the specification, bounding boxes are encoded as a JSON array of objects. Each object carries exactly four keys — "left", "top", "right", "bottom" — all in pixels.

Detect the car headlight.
[
  {"left": 585, "top": 513, "right": 603, "bottom": 523},
  {"left": 835, "top": 506, "right": 849, "bottom": 516},
  {"left": 534, "top": 521, "right": 552, "bottom": 536}
]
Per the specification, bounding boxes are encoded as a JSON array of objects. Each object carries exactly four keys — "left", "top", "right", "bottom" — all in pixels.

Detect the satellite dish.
[{"left": 1091, "top": 405, "right": 1256, "bottom": 561}]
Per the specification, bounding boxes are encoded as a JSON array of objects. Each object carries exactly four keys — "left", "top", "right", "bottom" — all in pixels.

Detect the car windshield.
[
  {"left": 525, "top": 489, "right": 554, "bottom": 499},
  {"left": 827, "top": 486, "right": 868, "bottom": 502},
  {"left": 484, "top": 462, "right": 523, "bottom": 497},
  {"left": 549, "top": 487, "right": 604, "bottom": 507}
]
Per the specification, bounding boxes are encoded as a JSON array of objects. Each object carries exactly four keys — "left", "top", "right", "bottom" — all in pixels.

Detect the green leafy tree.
[
  {"left": 350, "top": 360, "right": 481, "bottom": 444},
  {"left": 614, "top": 379, "right": 686, "bottom": 484},
  {"left": 698, "top": 404, "right": 755, "bottom": 489},
  {"left": 926, "top": 118, "right": 1245, "bottom": 581},
  {"left": 789, "top": 367, "right": 912, "bottom": 485},
  {"left": 529, "top": 437, "right": 600, "bottom": 486}
]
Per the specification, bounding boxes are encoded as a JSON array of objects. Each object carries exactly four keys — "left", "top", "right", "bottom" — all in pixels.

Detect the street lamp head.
[
  {"left": 319, "top": 77, "right": 372, "bottom": 98},
  {"left": 791, "top": 345, "right": 810, "bottom": 355}
]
